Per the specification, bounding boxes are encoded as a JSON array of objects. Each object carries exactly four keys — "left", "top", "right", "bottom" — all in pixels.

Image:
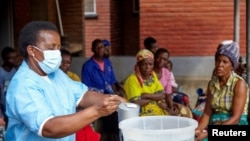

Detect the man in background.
[
  {"left": 143, "top": 36, "right": 158, "bottom": 54},
  {"left": 0, "top": 46, "right": 17, "bottom": 127}
]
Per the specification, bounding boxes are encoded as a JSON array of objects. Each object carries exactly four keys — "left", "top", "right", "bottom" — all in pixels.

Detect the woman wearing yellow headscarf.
[{"left": 123, "top": 49, "right": 166, "bottom": 116}]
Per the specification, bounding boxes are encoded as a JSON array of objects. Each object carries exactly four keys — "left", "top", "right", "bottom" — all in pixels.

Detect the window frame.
[
  {"left": 133, "top": 0, "right": 139, "bottom": 14},
  {"left": 84, "top": 0, "right": 98, "bottom": 19}
]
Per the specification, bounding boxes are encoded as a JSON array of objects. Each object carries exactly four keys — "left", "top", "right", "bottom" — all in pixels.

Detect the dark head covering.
[
  {"left": 102, "top": 39, "right": 110, "bottom": 47},
  {"left": 215, "top": 40, "right": 239, "bottom": 69}
]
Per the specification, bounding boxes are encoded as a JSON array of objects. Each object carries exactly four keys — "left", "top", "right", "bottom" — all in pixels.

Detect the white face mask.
[{"left": 32, "top": 46, "right": 62, "bottom": 74}]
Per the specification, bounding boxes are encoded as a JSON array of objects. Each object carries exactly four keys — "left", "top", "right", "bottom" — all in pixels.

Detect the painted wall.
[{"left": 71, "top": 56, "right": 215, "bottom": 82}]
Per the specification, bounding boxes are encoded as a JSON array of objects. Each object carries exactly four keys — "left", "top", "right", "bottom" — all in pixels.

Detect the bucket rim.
[{"left": 119, "top": 115, "right": 198, "bottom": 134}]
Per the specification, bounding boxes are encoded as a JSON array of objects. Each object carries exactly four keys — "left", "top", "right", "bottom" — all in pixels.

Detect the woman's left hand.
[{"left": 195, "top": 132, "right": 208, "bottom": 141}]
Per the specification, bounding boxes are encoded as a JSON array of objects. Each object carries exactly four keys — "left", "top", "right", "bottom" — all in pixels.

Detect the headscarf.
[
  {"left": 215, "top": 40, "right": 239, "bottom": 69},
  {"left": 135, "top": 49, "right": 154, "bottom": 87},
  {"left": 136, "top": 49, "right": 154, "bottom": 63}
]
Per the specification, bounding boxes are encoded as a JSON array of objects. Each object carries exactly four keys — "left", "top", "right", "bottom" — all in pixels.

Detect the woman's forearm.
[
  {"left": 165, "top": 94, "right": 173, "bottom": 108},
  {"left": 134, "top": 99, "right": 152, "bottom": 107},
  {"left": 141, "top": 93, "right": 165, "bottom": 101},
  {"left": 42, "top": 106, "right": 100, "bottom": 138}
]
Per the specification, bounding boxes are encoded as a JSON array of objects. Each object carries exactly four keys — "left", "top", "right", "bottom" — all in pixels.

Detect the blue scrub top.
[{"left": 4, "top": 60, "right": 88, "bottom": 141}]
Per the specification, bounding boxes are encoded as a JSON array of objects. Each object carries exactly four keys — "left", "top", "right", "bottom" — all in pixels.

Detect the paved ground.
[{"left": 176, "top": 78, "right": 210, "bottom": 109}]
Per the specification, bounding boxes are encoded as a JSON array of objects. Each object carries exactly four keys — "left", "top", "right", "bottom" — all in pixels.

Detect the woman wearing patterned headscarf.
[
  {"left": 123, "top": 49, "right": 167, "bottom": 116},
  {"left": 195, "top": 41, "right": 249, "bottom": 141}
]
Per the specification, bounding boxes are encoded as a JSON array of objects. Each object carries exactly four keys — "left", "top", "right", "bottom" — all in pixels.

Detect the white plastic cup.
[
  {"left": 118, "top": 103, "right": 140, "bottom": 141},
  {"left": 118, "top": 103, "right": 140, "bottom": 122}
]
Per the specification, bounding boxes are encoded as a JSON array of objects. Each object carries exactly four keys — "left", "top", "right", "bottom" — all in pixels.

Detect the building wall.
[
  {"left": 110, "top": 0, "right": 123, "bottom": 55},
  {"left": 84, "top": 0, "right": 111, "bottom": 57},
  {"left": 121, "top": 0, "right": 140, "bottom": 55},
  {"left": 12, "top": 0, "right": 247, "bottom": 57},
  {"left": 0, "top": 0, "right": 14, "bottom": 61},
  {"left": 12, "top": 0, "right": 84, "bottom": 55},
  {"left": 140, "top": 0, "right": 246, "bottom": 56},
  {"left": 60, "top": 0, "right": 84, "bottom": 44},
  {"left": 13, "top": 0, "right": 31, "bottom": 47},
  {"left": 84, "top": 0, "right": 140, "bottom": 57},
  {"left": 59, "top": 0, "right": 84, "bottom": 55}
]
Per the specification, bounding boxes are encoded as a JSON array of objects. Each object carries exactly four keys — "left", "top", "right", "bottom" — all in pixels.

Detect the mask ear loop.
[
  {"left": 32, "top": 45, "right": 43, "bottom": 52},
  {"left": 32, "top": 53, "right": 40, "bottom": 63}
]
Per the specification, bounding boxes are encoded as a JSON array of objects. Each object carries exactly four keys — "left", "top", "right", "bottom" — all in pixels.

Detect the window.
[
  {"left": 133, "top": 0, "right": 139, "bottom": 14},
  {"left": 85, "top": 0, "right": 97, "bottom": 18}
]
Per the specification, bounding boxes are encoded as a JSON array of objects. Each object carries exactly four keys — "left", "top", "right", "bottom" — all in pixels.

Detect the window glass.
[{"left": 85, "top": 0, "right": 96, "bottom": 15}]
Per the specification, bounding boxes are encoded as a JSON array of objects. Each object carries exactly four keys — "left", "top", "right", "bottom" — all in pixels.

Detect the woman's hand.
[
  {"left": 94, "top": 95, "right": 125, "bottom": 117},
  {"left": 80, "top": 91, "right": 126, "bottom": 117},
  {"left": 115, "top": 94, "right": 127, "bottom": 103},
  {"left": 195, "top": 129, "right": 207, "bottom": 141},
  {"left": 171, "top": 103, "right": 180, "bottom": 115},
  {"left": 157, "top": 100, "right": 179, "bottom": 115}
]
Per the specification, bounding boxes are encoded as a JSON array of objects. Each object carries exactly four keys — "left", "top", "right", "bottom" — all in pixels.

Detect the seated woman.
[
  {"left": 153, "top": 48, "right": 192, "bottom": 118},
  {"left": 153, "top": 48, "right": 175, "bottom": 113},
  {"left": 60, "top": 49, "right": 81, "bottom": 81},
  {"left": 195, "top": 41, "right": 249, "bottom": 141},
  {"left": 123, "top": 49, "right": 166, "bottom": 116}
]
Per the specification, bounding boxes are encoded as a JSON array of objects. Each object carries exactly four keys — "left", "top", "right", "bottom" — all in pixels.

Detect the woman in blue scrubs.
[{"left": 4, "top": 21, "right": 125, "bottom": 141}]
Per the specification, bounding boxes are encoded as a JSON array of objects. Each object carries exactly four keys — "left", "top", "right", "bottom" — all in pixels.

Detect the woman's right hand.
[
  {"left": 94, "top": 94, "right": 123, "bottom": 117},
  {"left": 80, "top": 90, "right": 127, "bottom": 117}
]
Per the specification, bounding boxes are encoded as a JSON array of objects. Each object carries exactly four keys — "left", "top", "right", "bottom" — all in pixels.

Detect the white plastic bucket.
[{"left": 119, "top": 116, "right": 198, "bottom": 141}]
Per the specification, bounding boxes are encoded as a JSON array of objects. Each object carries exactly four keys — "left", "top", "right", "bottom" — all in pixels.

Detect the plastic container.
[
  {"left": 118, "top": 103, "right": 140, "bottom": 141},
  {"left": 118, "top": 103, "right": 140, "bottom": 122},
  {"left": 119, "top": 116, "right": 198, "bottom": 141}
]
